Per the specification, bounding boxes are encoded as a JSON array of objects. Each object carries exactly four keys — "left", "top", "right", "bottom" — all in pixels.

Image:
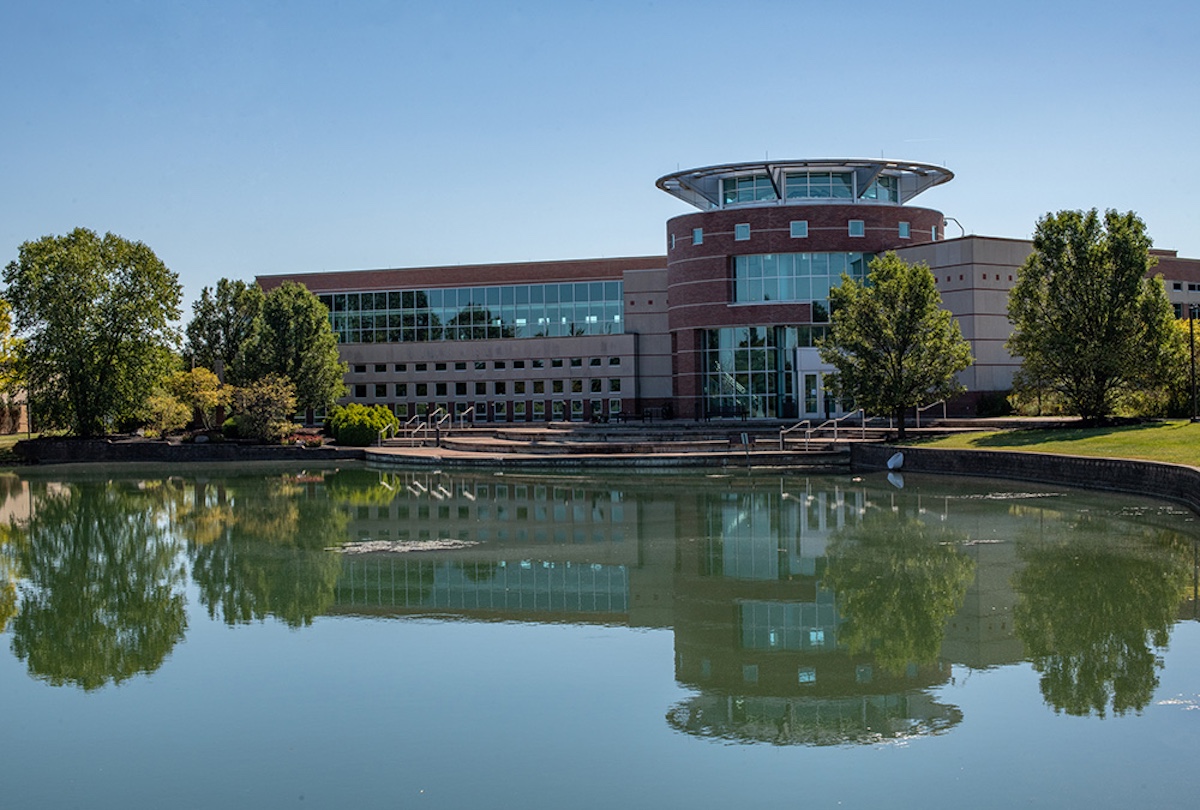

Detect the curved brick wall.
[{"left": 665, "top": 204, "right": 944, "bottom": 416}]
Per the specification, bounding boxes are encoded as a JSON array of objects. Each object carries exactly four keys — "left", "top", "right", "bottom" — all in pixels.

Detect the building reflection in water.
[{"left": 2, "top": 467, "right": 1194, "bottom": 733}]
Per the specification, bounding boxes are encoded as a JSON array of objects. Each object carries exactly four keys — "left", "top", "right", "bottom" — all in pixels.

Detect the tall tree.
[
  {"left": 1007, "top": 209, "right": 1177, "bottom": 421},
  {"left": 818, "top": 252, "right": 973, "bottom": 439},
  {"left": 3, "top": 229, "right": 181, "bottom": 437},
  {"left": 247, "top": 281, "right": 346, "bottom": 413},
  {"left": 184, "top": 278, "right": 264, "bottom": 384}
]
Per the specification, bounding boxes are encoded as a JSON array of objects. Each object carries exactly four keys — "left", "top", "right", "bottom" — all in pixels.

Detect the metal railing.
[
  {"left": 779, "top": 419, "right": 812, "bottom": 450},
  {"left": 806, "top": 408, "right": 866, "bottom": 444},
  {"left": 457, "top": 406, "right": 476, "bottom": 429},
  {"left": 915, "top": 400, "right": 946, "bottom": 428}
]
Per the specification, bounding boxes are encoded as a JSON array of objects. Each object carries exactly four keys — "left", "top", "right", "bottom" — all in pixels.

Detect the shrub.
[
  {"left": 143, "top": 392, "right": 191, "bottom": 438},
  {"left": 222, "top": 416, "right": 240, "bottom": 439},
  {"left": 232, "top": 375, "right": 297, "bottom": 443},
  {"left": 327, "top": 403, "right": 398, "bottom": 446}
]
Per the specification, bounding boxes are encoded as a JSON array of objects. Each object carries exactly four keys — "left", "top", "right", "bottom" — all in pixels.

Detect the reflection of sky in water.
[{"left": 1, "top": 469, "right": 1198, "bottom": 808}]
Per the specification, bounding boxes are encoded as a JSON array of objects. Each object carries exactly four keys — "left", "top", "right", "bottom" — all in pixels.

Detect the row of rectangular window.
[
  {"left": 682, "top": 220, "right": 919, "bottom": 246},
  {"left": 383, "top": 399, "right": 624, "bottom": 421},
  {"left": 355, "top": 378, "right": 623, "bottom": 398},
  {"left": 352, "top": 357, "right": 622, "bottom": 374}
]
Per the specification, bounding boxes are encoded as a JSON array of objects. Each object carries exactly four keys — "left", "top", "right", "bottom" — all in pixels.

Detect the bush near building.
[{"left": 326, "top": 403, "right": 398, "bottom": 446}]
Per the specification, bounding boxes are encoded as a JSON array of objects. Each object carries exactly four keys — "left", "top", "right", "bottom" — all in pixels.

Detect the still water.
[{"left": 0, "top": 465, "right": 1197, "bottom": 809}]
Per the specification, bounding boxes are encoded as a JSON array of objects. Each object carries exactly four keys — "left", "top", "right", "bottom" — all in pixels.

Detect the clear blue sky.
[{"left": 2, "top": 0, "right": 1197, "bottom": 317}]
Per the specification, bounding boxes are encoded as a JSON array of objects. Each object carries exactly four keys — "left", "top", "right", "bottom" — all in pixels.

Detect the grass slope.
[{"left": 914, "top": 420, "right": 1200, "bottom": 467}]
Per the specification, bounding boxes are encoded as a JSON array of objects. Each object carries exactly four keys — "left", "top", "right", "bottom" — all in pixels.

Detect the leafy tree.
[
  {"left": 184, "top": 278, "right": 264, "bottom": 385},
  {"left": 246, "top": 281, "right": 346, "bottom": 413},
  {"left": 143, "top": 391, "right": 191, "bottom": 437},
  {"left": 3, "top": 228, "right": 181, "bottom": 437},
  {"left": 1006, "top": 209, "right": 1177, "bottom": 421},
  {"left": 232, "top": 374, "right": 297, "bottom": 443},
  {"left": 818, "top": 252, "right": 973, "bottom": 439},
  {"left": 166, "top": 367, "right": 231, "bottom": 430},
  {"left": 0, "top": 300, "right": 23, "bottom": 431}
]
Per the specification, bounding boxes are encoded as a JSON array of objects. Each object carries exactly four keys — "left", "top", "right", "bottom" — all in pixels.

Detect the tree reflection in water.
[
  {"left": 824, "top": 513, "right": 975, "bottom": 675},
  {"left": 1014, "top": 518, "right": 1192, "bottom": 717},
  {"left": 6, "top": 479, "right": 186, "bottom": 690},
  {"left": 186, "top": 472, "right": 348, "bottom": 628}
]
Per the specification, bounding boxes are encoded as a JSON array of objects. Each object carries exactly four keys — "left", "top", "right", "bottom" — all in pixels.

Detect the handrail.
[
  {"left": 457, "top": 406, "right": 475, "bottom": 429},
  {"left": 779, "top": 419, "right": 811, "bottom": 451},
  {"left": 434, "top": 412, "right": 453, "bottom": 431},
  {"left": 915, "top": 399, "right": 946, "bottom": 429},
  {"left": 804, "top": 408, "right": 866, "bottom": 444}
]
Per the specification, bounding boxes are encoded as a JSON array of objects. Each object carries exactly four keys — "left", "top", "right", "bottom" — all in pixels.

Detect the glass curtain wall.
[
  {"left": 702, "top": 326, "right": 826, "bottom": 419},
  {"left": 319, "top": 281, "right": 623, "bottom": 344}
]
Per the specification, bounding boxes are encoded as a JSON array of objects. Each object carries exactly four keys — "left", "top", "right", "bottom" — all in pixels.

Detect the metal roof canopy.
[{"left": 656, "top": 159, "right": 953, "bottom": 210}]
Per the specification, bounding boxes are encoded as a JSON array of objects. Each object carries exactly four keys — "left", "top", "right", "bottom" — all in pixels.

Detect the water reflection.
[{"left": 0, "top": 467, "right": 1196, "bottom": 737}]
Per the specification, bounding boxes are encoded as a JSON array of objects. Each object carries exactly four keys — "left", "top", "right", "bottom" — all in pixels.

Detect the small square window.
[
  {"left": 589, "top": 357, "right": 601, "bottom": 367},
  {"left": 1173, "top": 282, "right": 1182, "bottom": 291},
  {"left": 415, "top": 363, "right": 427, "bottom": 372},
  {"left": 455, "top": 362, "right": 466, "bottom": 371},
  {"left": 514, "top": 381, "right": 526, "bottom": 395},
  {"left": 354, "top": 364, "right": 367, "bottom": 374},
  {"left": 475, "top": 360, "right": 486, "bottom": 370},
  {"left": 798, "top": 667, "right": 816, "bottom": 685},
  {"left": 494, "top": 361, "right": 506, "bottom": 370},
  {"left": 533, "top": 381, "right": 545, "bottom": 394},
  {"left": 354, "top": 384, "right": 367, "bottom": 398},
  {"left": 475, "top": 382, "right": 486, "bottom": 395},
  {"left": 494, "top": 381, "right": 507, "bottom": 395},
  {"left": 608, "top": 357, "right": 621, "bottom": 366},
  {"left": 848, "top": 220, "right": 865, "bottom": 237},
  {"left": 374, "top": 363, "right": 387, "bottom": 373},
  {"left": 415, "top": 383, "right": 428, "bottom": 396},
  {"left": 435, "top": 382, "right": 447, "bottom": 396},
  {"left": 734, "top": 223, "right": 750, "bottom": 241},
  {"left": 513, "top": 360, "right": 525, "bottom": 369},
  {"left": 394, "top": 363, "right": 407, "bottom": 372},
  {"left": 374, "top": 384, "right": 387, "bottom": 398},
  {"left": 898, "top": 221, "right": 910, "bottom": 239},
  {"left": 552, "top": 380, "right": 564, "bottom": 394},
  {"left": 551, "top": 359, "right": 563, "bottom": 368},
  {"left": 692, "top": 227, "right": 703, "bottom": 245},
  {"left": 395, "top": 383, "right": 407, "bottom": 397},
  {"left": 435, "top": 362, "right": 447, "bottom": 371},
  {"left": 455, "top": 382, "right": 467, "bottom": 396},
  {"left": 570, "top": 358, "right": 582, "bottom": 367},
  {"left": 790, "top": 220, "right": 808, "bottom": 238},
  {"left": 609, "top": 378, "right": 621, "bottom": 392},
  {"left": 571, "top": 380, "right": 583, "bottom": 394},
  {"left": 532, "top": 359, "right": 545, "bottom": 368}
]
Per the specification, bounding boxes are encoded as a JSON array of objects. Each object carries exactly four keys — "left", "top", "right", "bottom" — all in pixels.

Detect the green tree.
[
  {"left": 232, "top": 374, "right": 297, "bottom": 443},
  {"left": 247, "top": 281, "right": 346, "bottom": 413},
  {"left": 166, "top": 367, "right": 231, "bottom": 430},
  {"left": 818, "top": 252, "right": 973, "bottom": 439},
  {"left": 1006, "top": 209, "right": 1177, "bottom": 421},
  {"left": 184, "top": 278, "right": 264, "bottom": 385},
  {"left": 3, "top": 229, "right": 181, "bottom": 437}
]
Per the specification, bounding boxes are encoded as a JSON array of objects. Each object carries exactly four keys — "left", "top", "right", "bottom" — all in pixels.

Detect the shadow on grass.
[{"left": 966, "top": 422, "right": 1170, "bottom": 448}]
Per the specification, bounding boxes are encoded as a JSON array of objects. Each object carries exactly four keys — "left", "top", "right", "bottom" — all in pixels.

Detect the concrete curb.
[{"left": 850, "top": 444, "right": 1200, "bottom": 516}]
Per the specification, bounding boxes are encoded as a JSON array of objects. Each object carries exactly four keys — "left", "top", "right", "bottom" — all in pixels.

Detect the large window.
[
  {"left": 733, "top": 252, "right": 873, "bottom": 314},
  {"left": 319, "top": 280, "right": 624, "bottom": 344},
  {"left": 701, "top": 326, "right": 825, "bottom": 419},
  {"left": 784, "top": 171, "right": 853, "bottom": 200},
  {"left": 722, "top": 174, "right": 777, "bottom": 205}
]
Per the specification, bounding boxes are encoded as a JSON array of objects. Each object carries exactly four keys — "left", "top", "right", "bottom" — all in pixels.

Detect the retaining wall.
[
  {"left": 851, "top": 444, "right": 1200, "bottom": 516},
  {"left": 14, "top": 438, "right": 365, "bottom": 464}
]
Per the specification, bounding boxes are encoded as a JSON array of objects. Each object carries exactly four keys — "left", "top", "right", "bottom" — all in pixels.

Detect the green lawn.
[{"left": 913, "top": 420, "right": 1200, "bottom": 466}]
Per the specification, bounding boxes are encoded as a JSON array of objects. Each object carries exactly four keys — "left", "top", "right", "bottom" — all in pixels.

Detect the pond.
[{"left": 0, "top": 465, "right": 1197, "bottom": 809}]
